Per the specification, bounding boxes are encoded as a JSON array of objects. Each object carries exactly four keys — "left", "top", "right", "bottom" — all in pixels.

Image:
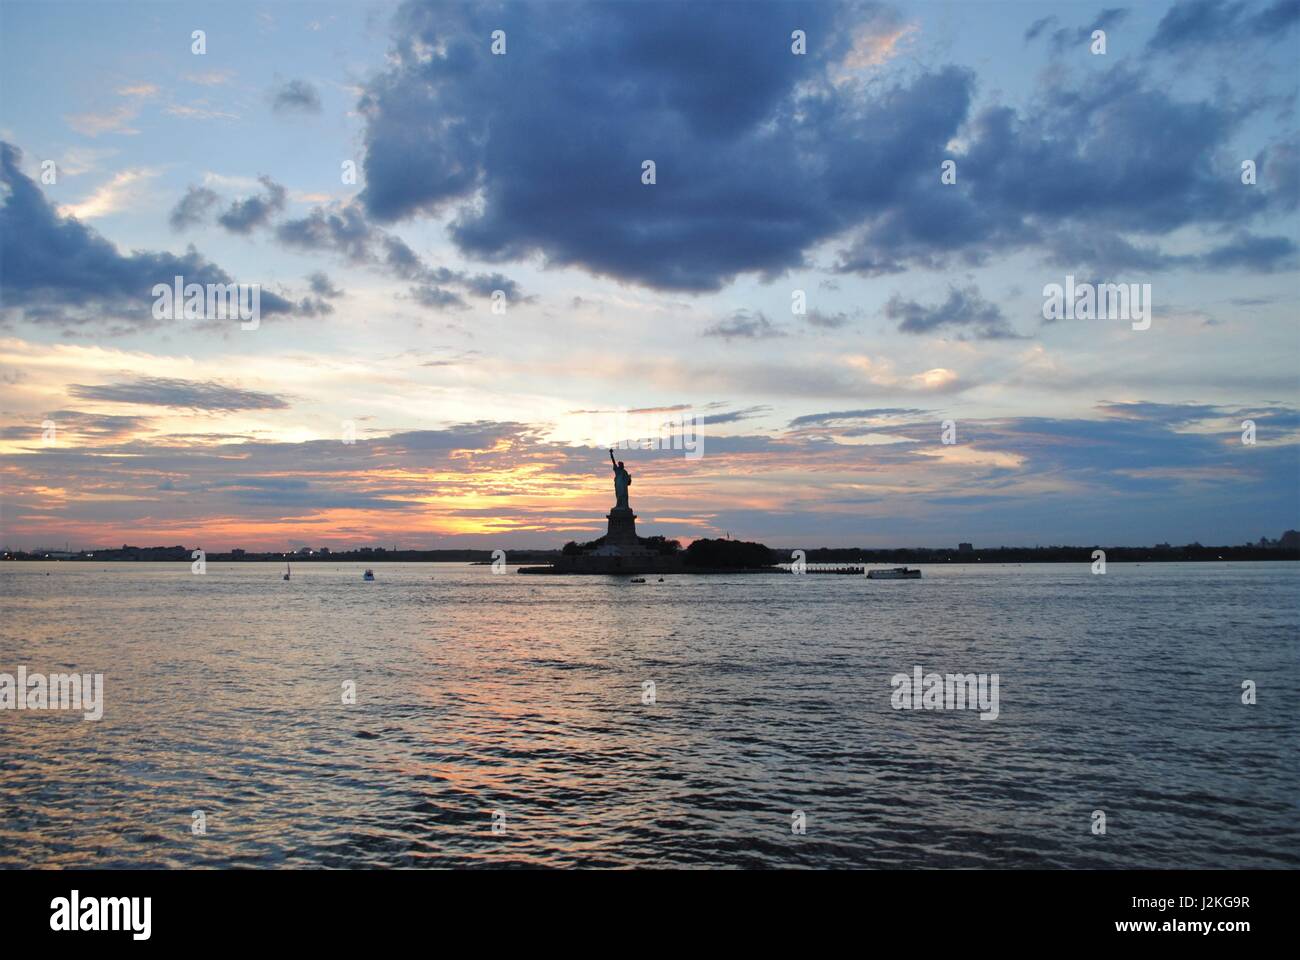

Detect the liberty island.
[
  {"left": 518, "top": 451, "right": 779, "bottom": 575},
  {"left": 520, "top": 450, "right": 684, "bottom": 574}
]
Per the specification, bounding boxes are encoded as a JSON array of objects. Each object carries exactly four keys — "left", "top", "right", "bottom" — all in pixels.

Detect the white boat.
[
  {"left": 363, "top": 568, "right": 375, "bottom": 581},
  {"left": 866, "top": 566, "right": 921, "bottom": 579}
]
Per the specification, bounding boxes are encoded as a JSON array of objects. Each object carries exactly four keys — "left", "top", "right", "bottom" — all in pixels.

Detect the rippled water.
[{"left": 1, "top": 561, "right": 1296, "bottom": 868}]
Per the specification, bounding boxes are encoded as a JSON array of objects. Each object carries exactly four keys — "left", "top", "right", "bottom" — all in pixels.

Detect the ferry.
[
  {"left": 362, "top": 568, "right": 375, "bottom": 581},
  {"left": 866, "top": 567, "right": 921, "bottom": 579}
]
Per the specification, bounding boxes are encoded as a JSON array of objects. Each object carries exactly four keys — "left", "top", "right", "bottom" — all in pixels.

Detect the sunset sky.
[{"left": 1, "top": 0, "right": 1298, "bottom": 551}]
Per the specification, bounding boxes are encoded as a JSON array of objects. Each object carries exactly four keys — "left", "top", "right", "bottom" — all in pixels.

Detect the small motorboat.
[
  {"left": 283, "top": 563, "right": 291, "bottom": 581},
  {"left": 630, "top": 577, "right": 646, "bottom": 583},
  {"left": 363, "top": 568, "right": 375, "bottom": 581},
  {"left": 866, "top": 567, "right": 921, "bottom": 579}
]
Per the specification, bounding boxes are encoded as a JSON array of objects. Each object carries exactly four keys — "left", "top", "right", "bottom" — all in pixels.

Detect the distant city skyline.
[{"left": 1, "top": 0, "right": 1298, "bottom": 551}]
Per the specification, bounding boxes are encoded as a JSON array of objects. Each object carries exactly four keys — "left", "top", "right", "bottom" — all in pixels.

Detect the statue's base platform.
[
  {"left": 605, "top": 506, "right": 639, "bottom": 545},
  {"left": 523, "top": 553, "right": 685, "bottom": 575},
  {"left": 517, "top": 559, "right": 786, "bottom": 575},
  {"left": 517, "top": 500, "right": 688, "bottom": 574}
]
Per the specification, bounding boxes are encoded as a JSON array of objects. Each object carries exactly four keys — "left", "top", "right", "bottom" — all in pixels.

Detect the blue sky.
[{"left": 0, "top": 0, "right": 1298, "bottom": 550}]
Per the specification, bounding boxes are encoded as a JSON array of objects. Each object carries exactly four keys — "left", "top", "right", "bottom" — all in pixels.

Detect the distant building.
[
  {"left": 318, "top": 547, "right": 331, "bottom": 555},
  {"left": 1281, "top": 530, "right": 1300, "bottom": 549},
  {"left": 231, "top": 548, "right": 245, "bottom": 557},
  {"left": 957, "top": 542, "right": 974, "bottom": 553}
]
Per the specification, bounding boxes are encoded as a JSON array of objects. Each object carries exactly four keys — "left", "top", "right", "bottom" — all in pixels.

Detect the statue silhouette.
[{"left": 609, "top": 449, "right": 631, "bottom": 510}]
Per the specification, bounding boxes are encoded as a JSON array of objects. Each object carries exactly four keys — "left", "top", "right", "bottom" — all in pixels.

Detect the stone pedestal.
[
  {"left": 525, "top": 499, "right": 683, "bottom": 574},
  {"left": 605, "top": 506, "right": 639, "bottom": 545}
]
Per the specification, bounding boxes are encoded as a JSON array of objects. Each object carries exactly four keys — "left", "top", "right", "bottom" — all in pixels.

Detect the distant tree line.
[
  {"left": 772, "top": 544, "right": 1299, "bottom": 563},
  {"left": 2, "top": 545, "right": 561, "bottom": 563}
]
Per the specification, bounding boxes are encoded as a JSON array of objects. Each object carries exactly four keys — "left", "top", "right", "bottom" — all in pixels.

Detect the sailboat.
[{"left": 283, "top": 562, "right": 291, "bottom": 581}]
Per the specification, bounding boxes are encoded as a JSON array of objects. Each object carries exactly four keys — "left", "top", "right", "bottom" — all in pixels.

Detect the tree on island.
[
  {"left": 640, "top": 535, "right": 681, "bottom": 556},
  {"left": 684, "top": 538, "right": 774, "bottom": 569},
  {"left": 562, "top": 534, "right": 681, "bottom": 556}
]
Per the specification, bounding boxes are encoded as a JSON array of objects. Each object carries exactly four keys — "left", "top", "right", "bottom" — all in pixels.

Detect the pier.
[{"left": 793, "top": 564, "right": 867, "bottom": 574}]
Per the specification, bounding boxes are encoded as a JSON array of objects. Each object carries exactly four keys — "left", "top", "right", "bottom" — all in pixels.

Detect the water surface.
[{"left": 1, "top": 561, "right": 1296, "bottom": 868}]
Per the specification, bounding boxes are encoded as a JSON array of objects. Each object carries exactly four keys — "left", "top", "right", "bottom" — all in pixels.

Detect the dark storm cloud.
[
  {"left": 1032, "top": 7, "right": 1130, "bottom": 53},
  {"left": 274, "top": 201, "right": 523, "bottom": 310},
  {"left": 700, "top": 406, "right": 771, "bottom": 425},
  {"left": 0, "top": 142, "right": 296, "bottom": 327},
  {"left": 970, "top": 415, "right": 1249, "bottom": 479},
  {"left": 1198, "top": 232, "right": 1299, "bottom": 272},
  {"left": 270, "top": 78, "right": 322, "bottom": 114},
  {"left": 1024, "top": 16, "right": 1058, "bottom": 42},
  {"left": 308, "top": 272, "right": 342, "bottom": 298},
  {"left": 0, "top": 412, "right": 151, "bottom": 443},
  {"left": 411, "top": 285, "right": 467, "bottom": 310},
  {"left": 852, "top": 405, "right": 1300, "bottom": 498},
  {"left": 1095, "top": 401, "right": 1228, "bottom": 426},
  {"left": 358, "top": 1, "right": 872, "bottom": 290},
  {"left": 377, "top": 422, "right": 546, "bottom": 453},
  {"left": 625, "top": 404, "right": 692, "bottom": 414},
  {"left": 69, "top": 377, "right": 290, "bottom": 411},
  {"left": 217, "top": 176, "right": 287, "bottom": 234},
  {"left": 805, "top": 308, "right": 852, "bottom": 329},
  {"left": 293, "top": 296, "right": 334, "bottom": 317},
  {"left": 354, "top": 1, "right": 1297, "bottom": 291},
  {"left": 168, "top": 185, "right": 220, "bottom": 230},
  {"left": 212, "top": 478, "right": 413, "bottom": 511},
  {"left": 1043, "top": 232, "right": 1190, "bottom": 274},
  {"left": 1098, "top": 400, "right": 1300, "bottom": 431},
  {"left": 293, "top": 273, "right": 342, "bottom": 317},
  {"left": 885, "top": 285, "right": 1024, "bottom": 340},
  {"left": 789, "top": 408, "right": 929, "bottom": 428},
  {"left": 275, "top": 202, "right": 373, "bottom": 261},
  {"left": 461, "top": 272, "right": 525, "bottom": 301},
  {"left": 702, "top": 310, "right": 785, "bottom": 341},
  {"left": 1045, "top": 227, "right": 1297, "bottom": 275},
  {"left": 1257, "top": 0, "right": 1300, "bottom": 31},
  {"left": 844, "top": 62, "right": 1295, "bottom": 277},
  {"left": 1147, "top": 0, "right": 1300, "bottom": 53}
]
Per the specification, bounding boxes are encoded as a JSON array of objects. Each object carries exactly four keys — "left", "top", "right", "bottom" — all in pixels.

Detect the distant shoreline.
[{"left": 5, "top": 546, "right": 1297, "bottom": 564}]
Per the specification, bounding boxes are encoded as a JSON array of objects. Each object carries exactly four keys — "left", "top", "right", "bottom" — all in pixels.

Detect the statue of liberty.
[{"left": 609, "top": 449, "right": 631, "bottom": 510}]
